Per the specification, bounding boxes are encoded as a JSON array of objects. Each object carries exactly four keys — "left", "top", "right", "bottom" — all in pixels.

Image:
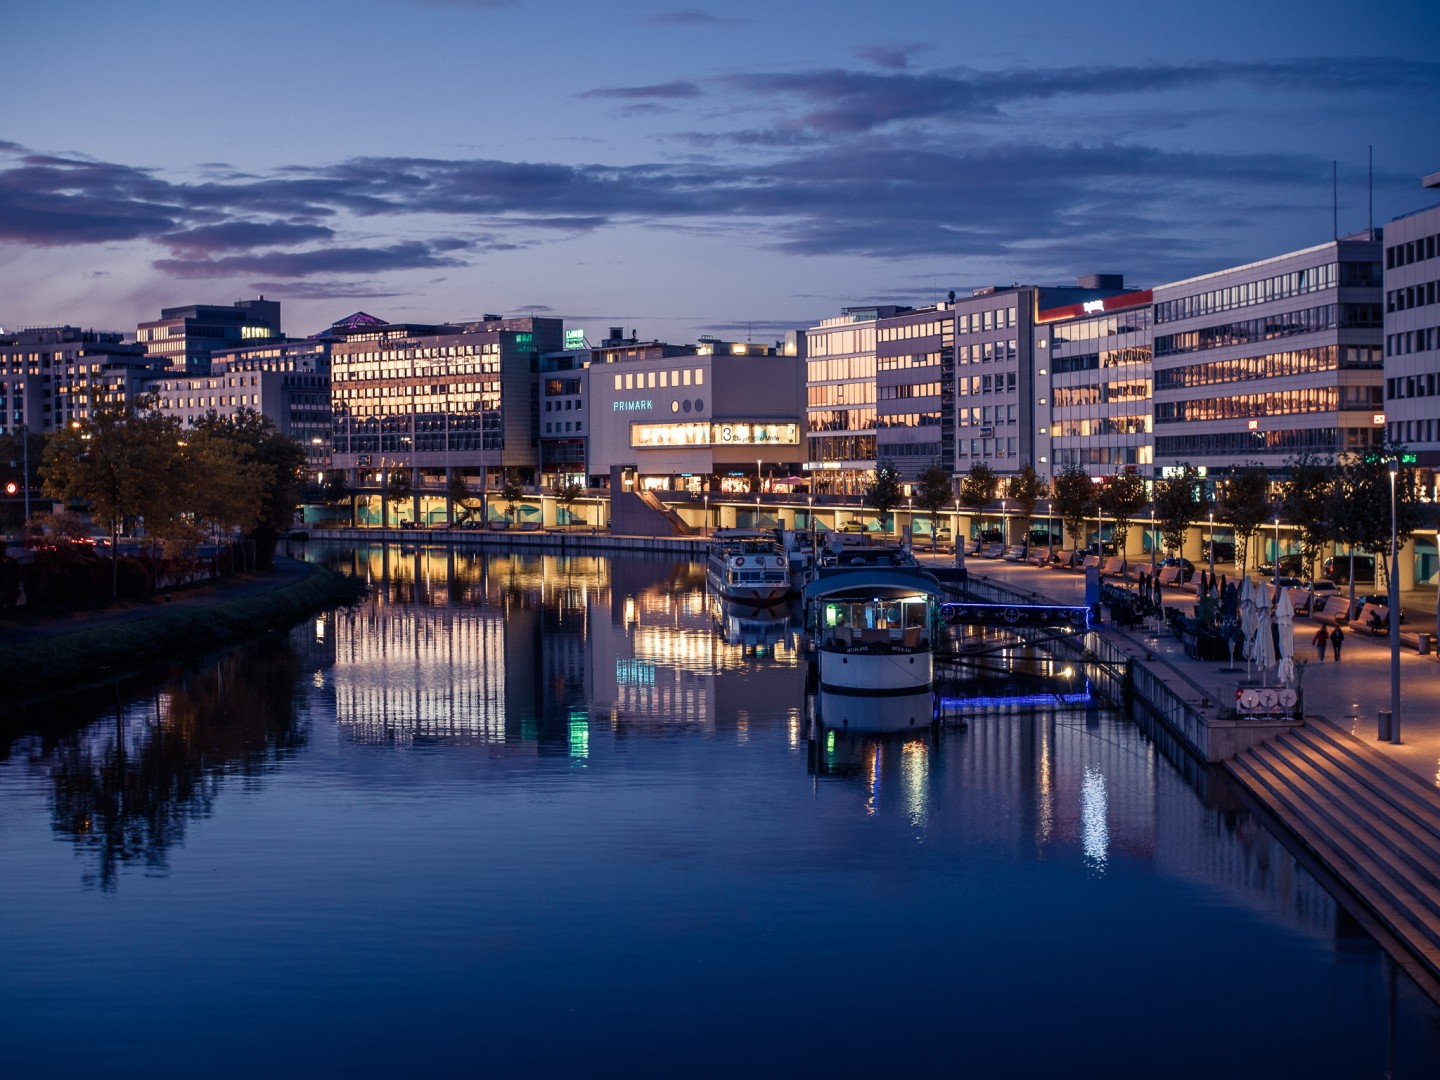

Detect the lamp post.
[
  {"left": 1150, "top": 506, "right": 1157, "bottom": 579},
  {"left": 703, "top": 491, "right": 710, "bottom": 538},
  {"left": 1389, "top": 459, "right": 1401, "bottom": 743},
  {"left": 1273, "top": 515, "right": 1281, "bottom": 594},
  {"left": 1208, "top": 510, "right": 1215, "bottom": 579}
]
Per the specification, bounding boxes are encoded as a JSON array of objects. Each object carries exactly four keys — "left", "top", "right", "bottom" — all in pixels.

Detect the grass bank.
[{"left": 0, "top": 562, "right": 365, "bottom": 702}]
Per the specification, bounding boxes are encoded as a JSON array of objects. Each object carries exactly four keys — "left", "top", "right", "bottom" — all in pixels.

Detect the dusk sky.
[{"left": 4, "top": 0, "right": 1438, "bottom": 345}]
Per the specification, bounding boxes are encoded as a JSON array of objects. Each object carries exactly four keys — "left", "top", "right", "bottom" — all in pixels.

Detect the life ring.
[{"left": 736, "top": 556, "right": 746, "bottom": 566}]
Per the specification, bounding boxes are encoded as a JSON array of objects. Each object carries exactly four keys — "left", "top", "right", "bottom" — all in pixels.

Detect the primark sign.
[{"left": 614, "top": 399, "right": 654, "bottom": 412}]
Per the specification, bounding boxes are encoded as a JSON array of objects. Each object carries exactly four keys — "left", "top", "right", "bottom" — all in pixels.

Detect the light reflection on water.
[{"left": 0, "top": 543, "right": 1438, "bottom": 1077}]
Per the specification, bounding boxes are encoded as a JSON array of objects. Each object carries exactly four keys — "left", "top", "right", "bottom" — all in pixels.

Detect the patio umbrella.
[
  {"left": 1274, "top": 587, "right": 1296, "bottom": 687},
  {"left": 1239, "top": 577, "right": 1257, "bottom": 676},
  {"left": 1251, "top": 593, "right": 1276, "bottom": 685}
]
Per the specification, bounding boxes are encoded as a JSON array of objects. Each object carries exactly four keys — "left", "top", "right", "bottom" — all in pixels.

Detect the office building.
[
  {"left": 1151, "top": 235, "right": 1385, "bottom": 475},
  {"left": 1383, "top": 170, "right": 1440, "bottom": 472},
  {"left": 0, "top": 326, "right": 159, "bottom": 435},
  {"left": 137, "top": 298, "right": 283, "bottom": 374}
]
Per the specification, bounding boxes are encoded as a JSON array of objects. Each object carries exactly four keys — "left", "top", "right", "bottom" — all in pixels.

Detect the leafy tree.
[
  {"left": 1096, "top": 472, "right": 1148, "bottom": 557},
  {"left": 865, "top": 460, "right": 903, "bottom": 535},
  {"left": 1005, "top": 463, "right": 1047, "bottom": 537},
  {"left": 447, "top": 472, "right": 481, "bottom": 525},
  {"left": 913, "top": 463, "right": 953, "bottom": 550},
  {"left": 554, "top": 478, "right": 585, "bottom": 529},
  {"left": 499, "top": 472, "right": 526, "bottom": 523},
  {"left": 958, "top": 462, "right": 997, "bottom": 513},
  {"left": 42, "top": 400, "right": 183, "bottom": 599},
  {"left": 0, "top": 426, "right": 45, "bottom": 528},
  {"left": 1217, "top": 464, "right": 1271, "bottom": 578},
  {"left": 1153, "top": 464, "right": 1210, "bottom": 558},
  {"left": 386, "top": 469, "right": 414, "bottom": 527},
  {"left": 1328, "top": 442, "right": 1427, "bottom": 604},
  {"left": 1050, "top": 464, "right": 1094, "bottom": 551},
  {"left": 192, "top": 409, "right": 306, "bottom": 568},
  {"left": 1279, "top": 452, "right": 1335, "bottom": 596}
]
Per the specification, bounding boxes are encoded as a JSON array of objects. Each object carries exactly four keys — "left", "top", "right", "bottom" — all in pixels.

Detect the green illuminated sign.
[{"left": 564, "top": 329, "right": 586, "bottom": 350}]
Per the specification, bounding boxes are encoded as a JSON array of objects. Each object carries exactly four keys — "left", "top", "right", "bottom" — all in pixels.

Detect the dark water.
[{"left": 2, "top": 544, "right": 1438, "bottom": 1078}]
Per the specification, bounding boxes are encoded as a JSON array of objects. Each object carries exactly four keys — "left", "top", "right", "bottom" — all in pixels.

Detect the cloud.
[
  {"left": 579, "top": 81, "right": 704, "bottom": 101},
  {"left": 154, "top": 241, "right": 469, "bottom": 278},
  {"left": 247, "top": 279, "right": 405, "bottom": 301},
  {"left": 855, "top": 43, "right": 930, "bottom": 71},
  {"left": 160, "top": 221, "right": 336, "bottom": 254},
  {"left": 645, "top": 10, "right": 746, "bottom": 27}
]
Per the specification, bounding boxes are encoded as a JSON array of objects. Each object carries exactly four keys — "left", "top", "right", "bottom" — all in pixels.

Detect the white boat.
[
  {"left": 803, "top": 566, "right": 942, "bottom": 695},
  {"left": 706, "top": 529, "right": 790, "bottom": 606}
]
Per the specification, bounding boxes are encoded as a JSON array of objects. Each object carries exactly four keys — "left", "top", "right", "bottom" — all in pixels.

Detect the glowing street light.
[{"left": 1389, "top": 458, "right": 1400, "bottom": 743}]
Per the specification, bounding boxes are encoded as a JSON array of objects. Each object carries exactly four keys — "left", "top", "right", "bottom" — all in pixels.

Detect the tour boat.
[
  {"left": 802, "top": 565, "right": 942, "bottom": 696},
  {"left": 706, "top": 529, "right": 790, "bottom": 606}
]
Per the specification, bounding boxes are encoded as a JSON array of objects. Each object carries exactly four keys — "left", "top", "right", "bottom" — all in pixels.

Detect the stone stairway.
[{"left": 1228, "top": 719, "right": 1440, "bottom": 994}]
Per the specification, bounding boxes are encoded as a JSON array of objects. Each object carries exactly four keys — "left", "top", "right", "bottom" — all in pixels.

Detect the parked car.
[
  {"left": 1157, "top": 556, "right": 1194, "bottom": 582},
  {"left": 399, "top": 519, "right": 416, "bottom": 529},
  {"left": 1029, "top": 528, "right": 1062, "bottom": 548},
  {"left": 1323, "top": 554, "right": 1377, "bottom": 584},
  {"left": 1201, "top": 538, "right": 1236, "bottom": 562},
  {"left": 459, "top": 518, "right": 482, "bottom": 530},
  {"left": 838, "top": 521, "right": 869, "bottom": 534},
  {"left": 1257, "top": 554, "right": 1304, "bottom": 578},
  {"left": 977, "top": 528, "right": 1005, "bottom": 544}
]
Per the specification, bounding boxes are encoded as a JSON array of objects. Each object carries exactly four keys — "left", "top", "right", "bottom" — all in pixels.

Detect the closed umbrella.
[
  {"left": 1252, "top": 594, "right": 1277, "bottom": 684},
  {"left": 1275, "top": 587, "right": 1296, "bottom": 687},
  {"left": 1239, "top": 577, "right": 1257, "bottom": 677}
]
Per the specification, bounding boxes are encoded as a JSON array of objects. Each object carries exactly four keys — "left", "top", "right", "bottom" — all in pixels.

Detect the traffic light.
[{"left": 4, "top": 482, "right": 16, "bottom": 496}]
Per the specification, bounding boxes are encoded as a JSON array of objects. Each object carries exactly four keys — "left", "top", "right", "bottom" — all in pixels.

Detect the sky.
[{"left": 3, "top": 0, "right": 1438, "bottom": 345}]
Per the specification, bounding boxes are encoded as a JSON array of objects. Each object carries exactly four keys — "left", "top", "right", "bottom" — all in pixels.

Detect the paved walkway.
[{"left": 915, "top": 552, "right": 1440, "bottom": 787}]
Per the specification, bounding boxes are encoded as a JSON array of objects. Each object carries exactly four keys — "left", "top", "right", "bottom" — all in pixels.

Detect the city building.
[
  {"left": 136, "top": 298, "right": 283, "bottom": 374},
  {"left": 1383, "top": 169, "right": 1440, "bottom": 475},
  {"left": 1151, "top": 234, "right": 1385, "bottom": 476},
  {"left": 804, "top": 306, "right": 888, "bottom": 494},
  {"left": 1033, "top": 286, "right": 1154, "bottom": 475},
  {"left": 586, "top": 330, "right": 805, "bottom": 500},
  {"left": 328, "top": 314, "right": 563, "bottom": 525},
  {"left": 0, "top": 326, "right": 159, "bottom": 435},
  {"left": 874, "top": 305, "right": 949, "bottom": 480},
  {"left": 147, "top": 336, "right": 332, "bottom": 475}
]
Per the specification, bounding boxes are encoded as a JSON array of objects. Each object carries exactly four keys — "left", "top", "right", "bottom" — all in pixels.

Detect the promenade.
[{"left": 915, "top": 551, "right": 1440, "bottom": 787}]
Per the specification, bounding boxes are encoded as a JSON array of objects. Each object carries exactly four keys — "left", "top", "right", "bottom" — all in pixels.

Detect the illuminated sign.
[
  {"left": 1373, "top": 413, "right": 1386, "bottom": 425},
  {"left": 1082, "top": 300, "right": 1106, "bottom": 314},
  {"left": 564, "top": 329, "right": 586, "bottom": 350},
  {"left": 1403, "top": 452, "right": 1418, "bottom": 464},
  {"left": 630, "top": 421, "right": 800, "bottom": 448},
  {"left": 614, "top": 399, "right": 654, "bottom": 412}
]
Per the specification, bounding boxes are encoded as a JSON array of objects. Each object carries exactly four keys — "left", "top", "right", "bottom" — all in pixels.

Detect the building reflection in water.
[{"left": 317, "top": 543, "right": 806, "bottom": 749}]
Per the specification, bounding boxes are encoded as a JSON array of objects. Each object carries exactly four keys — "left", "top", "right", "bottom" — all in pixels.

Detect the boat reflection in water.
[
  {"left": 812, "top": 686, "right": 935, "bottom": 734},
  {"left": 709, "top": 593, "right": 797, "bottom": 657}
]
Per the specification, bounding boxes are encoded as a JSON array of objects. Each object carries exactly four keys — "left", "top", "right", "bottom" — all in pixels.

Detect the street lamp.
[
  {"left": 1208, "top": 510, "right": 1215, "bottom": 579},
  {"left": 1273, "top": 515, "right": 1281, "bottom": 593},
  {"left": 1150, "top": 506, "right": 1157, "bottom": 579},
  {"left": 1389, "top": 459, "right": 1400, "bottom": 743},
  {"left": 703, "top": 491, "right": 710, "bottom": 538}
]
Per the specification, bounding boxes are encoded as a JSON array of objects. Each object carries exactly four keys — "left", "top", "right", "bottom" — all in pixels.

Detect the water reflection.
[{"left": 41, "top": 639, "right": 307, "bottom": 890}]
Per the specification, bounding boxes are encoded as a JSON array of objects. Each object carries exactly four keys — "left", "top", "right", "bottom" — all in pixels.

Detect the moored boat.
[
  {"left": 803, "top": 565, "right": 942, "bottom": 695},
  {"left": 706, "top": 529, "right": 790, "bottom": 605}
]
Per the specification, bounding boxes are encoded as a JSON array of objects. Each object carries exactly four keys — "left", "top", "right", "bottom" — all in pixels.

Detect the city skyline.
[{"left": 4, "top": 0, "right": 1438, "bottom": 344}]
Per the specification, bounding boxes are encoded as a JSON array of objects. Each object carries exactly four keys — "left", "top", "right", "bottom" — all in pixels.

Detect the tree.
[
  {"left": 958, "top": 462, "right": 998, "bottom": 516},
  {"left": 1279, "top": 452, "right": 1335, "bottom": 597},
  {"left": 42, "top": 400, "right": 183, "bottom": 600},
  {"left": 1153, "top": 464, "right": 1210, "bottom": 558},
  {"left": 386, "top": 469, "right": 414, "bottom": 527},
  {"left": 447, "top": 473, "right": 481, "bottom": 525},
  {"left": 865, "top": 461, "right": 903, "bottom": 535},
  {"left": 1096, "top": 472, "right": 1148, "bottom": 558},
  {"left": 0, "top": 427, "right": 45, "bottom": 528},
  {"left": 1050, "top": 464, "right": 1094, "bottom": 552},
  {"left": 499, "top": 472, "right": 526, "bottom": 523},
  {"left": 192, "top": 409, "right": 306, "bottom": 569},
  {"left": 1218, "top": 464, "right": 1271, "bottom": 578},
  {"left": 913, "top": 463, "right": 953, "bottom": 551},
  {"left": 554, "top": 478, "right": 585, "bottom": 529},
  {"left": 1005, "top": 464, "right": 1047, "bottom": 538},
  {"left": 1328, "top": 442, "right": 1427, "bottom": 604}
]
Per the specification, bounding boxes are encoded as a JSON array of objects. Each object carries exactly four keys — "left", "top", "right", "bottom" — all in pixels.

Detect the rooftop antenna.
[
  {"left": 1368, "top": 145, "right": 1374, "bottom": 237},
  {"left": 1332, "top": 160, "right": 1338, "bottom": 241}
]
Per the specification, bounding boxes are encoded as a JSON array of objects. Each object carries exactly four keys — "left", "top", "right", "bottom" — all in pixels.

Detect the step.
[
  {"left": 1229, "top": 752, "right": 1440, "bottom": 976},
  {"left": 1247, "top": 739, "right": 1440, "bottom": 912},
  {"left": 1287, "top": 721, "right": 1440, "bottom": 842}
]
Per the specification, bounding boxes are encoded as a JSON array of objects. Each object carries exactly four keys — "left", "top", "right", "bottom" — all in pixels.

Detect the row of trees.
[
  {"left": 864, "top": 448, "right": 1429, "bottom": 587},
  {"left": 39, "top": 401, "right": 306, "bottom": 598}
]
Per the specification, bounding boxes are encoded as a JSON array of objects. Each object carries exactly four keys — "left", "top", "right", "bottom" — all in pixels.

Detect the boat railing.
[{"left": 823, "top": 625, "right": 926, "bottom": 653}]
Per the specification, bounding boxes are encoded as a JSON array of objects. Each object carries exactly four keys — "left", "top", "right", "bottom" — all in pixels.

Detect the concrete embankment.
[{"left": 0, "top": 559, "right": 364, "bottom": 703}]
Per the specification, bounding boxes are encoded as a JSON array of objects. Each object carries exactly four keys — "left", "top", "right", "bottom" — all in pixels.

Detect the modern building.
[
  {"left": 1383, "top": 170, "right": 1440, "bottom": 473},
  {"left": 874, "top": 305, "right": 949, "bottom": 480},
  {"left": 0, "top": 326, "right": 159, "bottom": 435},
  {"left": 1033, "top": 287, "right": 1154, "bottom": 475},
  {"left": 1151, "top": 234, "right": 1385, "bottom": 476},
  {"left": 328, "top": 314, "right": 563, "bottom": 525},
  {"left": 804, "top": 307, "right": 887, "bottom": 494},
  {"left": 136, "top": 298, "right": 283, "bottom": 374},
  {"left": 147, "top": 337, "right": 332, "bottom": 475},
  {"left": 586, "top": 331, "right": 805, "bottom": 500}
]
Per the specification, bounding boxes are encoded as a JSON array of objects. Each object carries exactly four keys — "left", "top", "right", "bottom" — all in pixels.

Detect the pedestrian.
[
  {"left": 1330, "top": 624, "right": 1344, "bottom": 662},
  {"left": 1313, "top": 624, "right": 1328, "bottom": 661}
]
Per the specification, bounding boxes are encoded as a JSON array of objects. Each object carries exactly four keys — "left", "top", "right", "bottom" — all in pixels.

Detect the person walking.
[
  {"left": 1313, "top": 624, "right": 1328, "bottom": 661},
  {"left": 1330, "top": 624, "right": 1345, "bottom": 662}
]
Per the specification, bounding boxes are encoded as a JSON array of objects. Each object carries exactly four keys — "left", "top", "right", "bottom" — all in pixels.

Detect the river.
[{"left": 0, "top": 543, "right": 1437, "bottom": 1077}]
